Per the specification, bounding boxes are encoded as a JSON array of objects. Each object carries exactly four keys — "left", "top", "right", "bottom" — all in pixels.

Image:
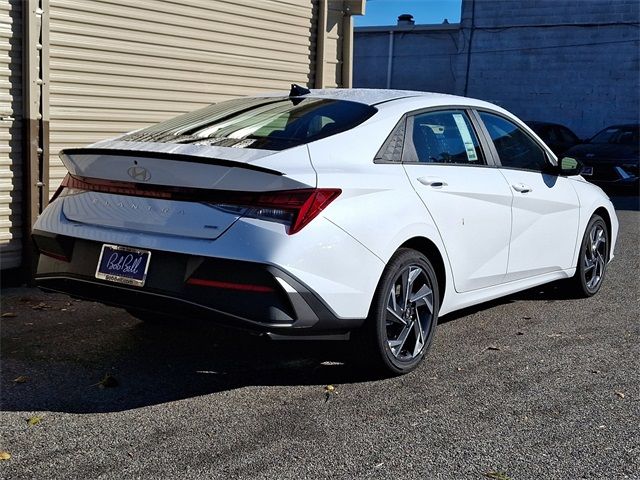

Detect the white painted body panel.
[
  {"left": 62, "top": 192, "right": 241, "bottom": 240},
  {"left": 403, "top": 164, "right": 513, "bottom": 292},
  {"left": 497, "top": 169, "right": 580, "bottom": 281},
  {"left": 34, "top": 89, "right": 619, "bottom": 323},
  {"left": 567, "top": 177, "right": 619, "bottom": 263}
]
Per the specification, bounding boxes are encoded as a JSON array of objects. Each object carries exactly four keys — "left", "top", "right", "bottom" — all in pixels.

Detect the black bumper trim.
[{"left": 36, "top": 274, "right": 363, "bottom": 335}]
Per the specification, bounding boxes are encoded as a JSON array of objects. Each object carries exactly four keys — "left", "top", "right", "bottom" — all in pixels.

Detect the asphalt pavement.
[{"left": 1, "top": 201, "right": 638, "bottom": 479}]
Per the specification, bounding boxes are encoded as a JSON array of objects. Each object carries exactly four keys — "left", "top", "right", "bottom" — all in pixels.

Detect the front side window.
[
  {"left": 480, "top": 112, "right": 549, "bottom": 171},
  {"left": 120, "top": 97, "right": 377, "bottom": 151},
  {"left": 408, "top": 110, "right": 484, "bottom": 165}
]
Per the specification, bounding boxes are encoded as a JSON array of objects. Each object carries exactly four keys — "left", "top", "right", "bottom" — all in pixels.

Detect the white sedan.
[{"left": 33, "top": 87, "right": 618, "bottom": 375}]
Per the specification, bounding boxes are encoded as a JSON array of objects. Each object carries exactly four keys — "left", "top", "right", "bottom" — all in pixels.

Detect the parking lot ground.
[{"left": 1, "top": 203, "right": 639, "bottom": 480}]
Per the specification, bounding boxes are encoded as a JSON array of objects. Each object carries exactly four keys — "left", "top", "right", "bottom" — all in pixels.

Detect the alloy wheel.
[
  {"left": 385, "top": 265, "right": 434, "bottom": 361},
  {"left": 584, "top": 223, "right": 607, "bottom": 290}
]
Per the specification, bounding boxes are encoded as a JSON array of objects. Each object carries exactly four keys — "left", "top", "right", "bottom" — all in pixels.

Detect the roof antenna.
[{"left": 289, "top": 83, "right": 311, "bottom": 97}]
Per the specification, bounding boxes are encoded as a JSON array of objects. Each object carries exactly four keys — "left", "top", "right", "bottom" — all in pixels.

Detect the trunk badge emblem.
[{"left": 127, "top": 166, "right": 151, "bottom": 181}]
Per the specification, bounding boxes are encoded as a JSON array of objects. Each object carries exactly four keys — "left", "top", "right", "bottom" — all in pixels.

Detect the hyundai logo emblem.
[{"left": 127, "top": 166, "right": 151, "bottom": 182}]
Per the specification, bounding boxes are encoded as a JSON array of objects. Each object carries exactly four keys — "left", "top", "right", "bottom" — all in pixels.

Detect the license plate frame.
[{"left": 95, "top": 244, "right": 151, "bottom": 287}]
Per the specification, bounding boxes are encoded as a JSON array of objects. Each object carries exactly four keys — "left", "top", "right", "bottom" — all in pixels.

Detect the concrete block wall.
[
  {"left": 462, "top": 0, "right": 640, "bottom": 137},
  {"left": 353, "top": 29, "right": 459, "bottom": 93},
  {"left": 354, "top": 0, "right": 640, "bottom": 138}
]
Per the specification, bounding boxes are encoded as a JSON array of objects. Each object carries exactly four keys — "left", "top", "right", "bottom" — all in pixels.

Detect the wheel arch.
[
  {"left": 592, "top": 206, "right": 612, "bottom": 260},
  {"left": 398, "top": 236, "right": 447, "bottom": 305}
]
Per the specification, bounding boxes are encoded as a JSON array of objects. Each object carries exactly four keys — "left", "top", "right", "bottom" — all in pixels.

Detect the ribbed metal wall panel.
[
  {"left": 324, "top": 2, "right": 345, "bottom": 88},
  {"left": 0, "top": 0, "right": 23, "bottom": 270},
  {"left": 48, "top": 0, "right": 318, "bottom": 195}
]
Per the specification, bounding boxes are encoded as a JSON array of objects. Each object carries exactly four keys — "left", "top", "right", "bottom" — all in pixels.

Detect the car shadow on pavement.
[
  {"left": 438, "top": 278, "right": 580, "bottom": 325},
  {"left": 1, "top": 292, "right": 378, "bottom": 414},
  {"left": 1, "top": 278, "right": 583, "bottom": 415}
]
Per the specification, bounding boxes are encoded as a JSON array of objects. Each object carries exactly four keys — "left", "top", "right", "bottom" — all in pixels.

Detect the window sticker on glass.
[{"left": 452, "top": 114, "right": 478, "bottom": 161}]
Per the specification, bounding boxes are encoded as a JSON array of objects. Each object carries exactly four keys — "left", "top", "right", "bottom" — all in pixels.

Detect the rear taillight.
[
  {"left": 236, "top": 188, "right": 341, "bottom": 234},
  {"left": 51, "top": 174, "right": 340, "bottom": 234},
  {"left": 53, "top": 174, "right": 173, "bottom": 200}
]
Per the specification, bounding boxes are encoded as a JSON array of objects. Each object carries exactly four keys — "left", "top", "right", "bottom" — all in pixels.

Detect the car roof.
[{"left": 256, "top": 88, "right": 501, "bottom": 109}]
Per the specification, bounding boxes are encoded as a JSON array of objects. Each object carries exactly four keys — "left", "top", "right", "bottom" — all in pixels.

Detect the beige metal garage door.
[
  {"left": 0, "top": 0, "right": 23, "bottom": 270},
  {"left": 47, "top": 0, "right": 320, "bottom": 196}
]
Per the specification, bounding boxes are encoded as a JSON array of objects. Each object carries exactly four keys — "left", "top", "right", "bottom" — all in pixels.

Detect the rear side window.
[
  {"left": 480, "top": 112, "right": 549, "bottom": 171},
  {"left": 121, "top": 97, "right": 377, "bottom": 151},
  {"left": 407, "top": 110, "right": 484, "bottom": 165}
]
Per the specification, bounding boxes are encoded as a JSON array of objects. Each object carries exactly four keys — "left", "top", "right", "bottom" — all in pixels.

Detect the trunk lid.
[{"left": 58, "top": 143, "right": 316, "bottom": 239}]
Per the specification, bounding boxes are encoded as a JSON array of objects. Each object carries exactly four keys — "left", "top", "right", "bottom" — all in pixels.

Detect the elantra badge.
[{"left": 127, "top": 166, "right": 151, "bottom": 182}]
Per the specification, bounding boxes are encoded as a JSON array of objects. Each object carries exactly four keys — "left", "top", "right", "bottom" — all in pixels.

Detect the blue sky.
[{"left": 355, "top": 0, "right": 462, "bottom": 27}]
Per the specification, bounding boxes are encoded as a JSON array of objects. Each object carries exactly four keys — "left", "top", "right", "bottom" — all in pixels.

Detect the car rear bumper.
[{"left": 32, "top": 230, "right": 364, "bottom": 336}]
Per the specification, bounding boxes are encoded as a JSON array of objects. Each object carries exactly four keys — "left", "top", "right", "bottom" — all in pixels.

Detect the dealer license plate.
[{"left": 95, "top": 244, "right": 151, "bottom": 287}]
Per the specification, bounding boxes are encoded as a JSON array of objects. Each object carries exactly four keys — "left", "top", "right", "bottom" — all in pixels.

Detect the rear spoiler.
[{"left": 60, "top": 148, "right": 283, "bottom": 176}]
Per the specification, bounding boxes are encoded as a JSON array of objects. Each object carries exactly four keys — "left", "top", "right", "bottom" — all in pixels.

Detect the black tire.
[
  {"left": 358, "top": 248, "right": 440, "bottom": 376},
  {"left": 568, "top": 214, "right": 609, "bottom": 297}
]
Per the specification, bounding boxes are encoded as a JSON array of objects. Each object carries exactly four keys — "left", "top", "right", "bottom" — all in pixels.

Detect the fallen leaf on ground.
[
  {"left": 522, "top": 316, "right": 531, "bottom": 320},
  {"left": 27, "top": 415, "right": 42, "bottom": 426},
  {"left": 483, "top": 470, "right": 511, "bottom": 480},
  {"left": 0, "top": 451, "right": 10, "bottom": 461},
  {"left": 1, "top": 312, "right": 17, "bottom": 318},
  {"left": 516, "top": 331, "right": 524, "bottom": 336},
  {"left": 97, "top": 374, "right": 119, "bottom": 389},
  {"left": 614, "top": 390, "right": 625, "bottom": 399},
  {"left": 13, "top": 376, "right": 28, "bottom": 384},
  {"left": 324, "top": 384, "right": 335, "bottom": 402},
  {"left": 485, "top": 346, "right": 501, "bottom": 351}
]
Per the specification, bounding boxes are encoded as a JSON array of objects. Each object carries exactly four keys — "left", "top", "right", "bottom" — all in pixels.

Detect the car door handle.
[
  {"left": 417, "top": 177, "right": 447, "bottom": 188},
  {"left": 512, "top": 183, "right": 533, "bottom": 193}
]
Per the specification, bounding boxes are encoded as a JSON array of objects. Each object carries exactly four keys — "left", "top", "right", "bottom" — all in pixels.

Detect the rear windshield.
[{"left": 121, "top": 97, "right": 377, "bottom": 150}]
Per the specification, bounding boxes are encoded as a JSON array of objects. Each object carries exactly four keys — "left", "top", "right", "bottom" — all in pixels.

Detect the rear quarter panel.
[{"left": 307, "top": 120, "right": 457, "bottom": 316}]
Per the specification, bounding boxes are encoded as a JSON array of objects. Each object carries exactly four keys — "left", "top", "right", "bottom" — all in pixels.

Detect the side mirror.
[{"left": 559, "top": 157, "right": 583, "bottom": 176}]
